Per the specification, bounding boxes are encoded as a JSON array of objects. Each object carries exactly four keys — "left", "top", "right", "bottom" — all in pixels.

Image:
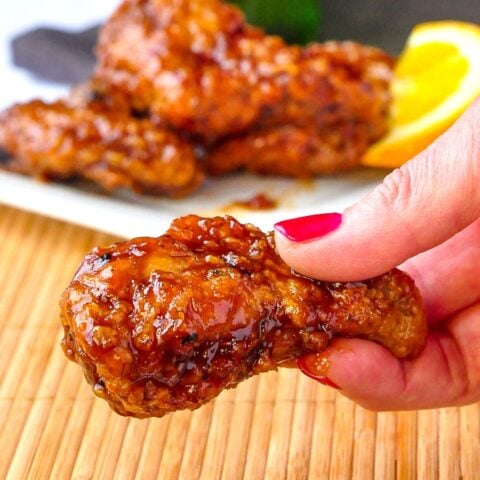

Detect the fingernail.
[
  {"left": 297, "top": 357, "right": 341, "bottom": 389},
  {"left": 274, "top": 213, "right": 342, "bottom": 243}
]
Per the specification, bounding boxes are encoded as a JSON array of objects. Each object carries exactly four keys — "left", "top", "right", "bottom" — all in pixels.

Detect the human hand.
[{"left": 274, "top": 98, "right": 480, "bottom": 411}]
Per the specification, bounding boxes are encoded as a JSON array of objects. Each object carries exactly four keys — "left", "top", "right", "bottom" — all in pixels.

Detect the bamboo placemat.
[{"left": 0, "top": 204, "right": 479, "bottom": 480}]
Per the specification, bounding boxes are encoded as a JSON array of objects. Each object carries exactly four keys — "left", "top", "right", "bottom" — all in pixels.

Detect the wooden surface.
[{"left": 0, "top": 204, "right": 479, "bottom": 480}]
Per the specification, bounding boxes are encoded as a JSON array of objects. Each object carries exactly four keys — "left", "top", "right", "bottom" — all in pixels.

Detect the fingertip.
[
  {"left": 273, "top": 228, "right": 297, "bottom": 256},
  {"left": 273, "top": 226, "right": 354, "bottom": 282},
  {"left": 273, "top": 213, "right": 345, "bottom": 280},
  {"left": 273, "top": 209, "right": 402, "bottom": 282},
  {"left": 273, "top": 213, "right": 342, "bottom": 243}
]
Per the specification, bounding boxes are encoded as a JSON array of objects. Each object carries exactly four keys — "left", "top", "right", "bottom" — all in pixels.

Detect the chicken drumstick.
[{"left": 61, "top": 215, "right": 426, "bottom": 418}]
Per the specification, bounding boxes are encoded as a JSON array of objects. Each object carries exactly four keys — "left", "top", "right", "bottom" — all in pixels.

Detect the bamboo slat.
[{"left": 0, "top": 205, "right": 479, "bottom": 479}]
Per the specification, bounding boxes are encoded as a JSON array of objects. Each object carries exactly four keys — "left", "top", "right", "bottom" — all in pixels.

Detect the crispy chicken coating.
[
  {"left": 60, "top": 215, "right": 426, "bottom": 418},
  {"left": 0, "top": 100, "right": 202, "bottom": 196},
  {"left": 207, "top": 40, "right": 393, "bottom": 176},
  {"left": 94, "top": 0, "right": 393, "bottom": 174},
  {"left": 207, "top": 123, "right": 370, "bottom": 177}
]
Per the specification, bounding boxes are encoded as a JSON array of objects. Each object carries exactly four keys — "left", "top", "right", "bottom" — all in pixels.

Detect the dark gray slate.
[
  {"left": 321, "top": 0, "right": 480, "bottom": 53},
  {"left": 11, "top": 26, "right": 98, "bottom": 84}
]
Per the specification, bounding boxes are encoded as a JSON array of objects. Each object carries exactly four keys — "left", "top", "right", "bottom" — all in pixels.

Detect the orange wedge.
[{"left": 363, "top": 21, "right": 480, "bottom": 168}]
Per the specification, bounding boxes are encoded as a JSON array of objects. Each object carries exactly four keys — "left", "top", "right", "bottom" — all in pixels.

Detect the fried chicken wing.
[
  {"left": 94, "top": 0, "right": 394, "bottom": 175},
  {"left": 0, "top": 100, "right": 202, "bottom": 196},
  {"left": 207, "top": 123, "right": 370, "bottom": 177},
  {"left": 60, "top": 215, "right": 426, "bottom": 418},
  {"left": 208, "top": 41, "right": 393, "bottom": 176}
]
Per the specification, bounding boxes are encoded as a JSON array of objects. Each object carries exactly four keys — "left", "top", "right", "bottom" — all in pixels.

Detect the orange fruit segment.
[{"left": 362, "top": 21, "right": 480, "bottom": 168}]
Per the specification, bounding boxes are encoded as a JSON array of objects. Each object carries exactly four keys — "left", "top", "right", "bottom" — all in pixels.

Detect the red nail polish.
[
  {"left": 274, "top": 213, "right": 342, "bottom": 243},
  {"left": 297, "top": 357, "right": 340, "bottom": 389}
]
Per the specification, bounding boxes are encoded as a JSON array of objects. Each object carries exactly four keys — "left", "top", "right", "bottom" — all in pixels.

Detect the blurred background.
[
  {"left": 322, "top": 0, "right": 479, "bottom": 52},
  {"left": 1, "top": 0, "right": 479, "bottom": 110}
]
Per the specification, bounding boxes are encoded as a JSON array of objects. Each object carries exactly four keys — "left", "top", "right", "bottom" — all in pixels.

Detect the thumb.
[{"left": 274, "top": 98, "right": 480, "bottom": 282}]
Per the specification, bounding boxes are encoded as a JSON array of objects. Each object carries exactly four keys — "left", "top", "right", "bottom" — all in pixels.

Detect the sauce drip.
[{"left": 226, "top": 193, "right": 278, "bottom": 211}]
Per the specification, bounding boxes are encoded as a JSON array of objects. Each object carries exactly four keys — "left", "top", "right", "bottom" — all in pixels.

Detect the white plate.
[
  {"left": 0, "top": 169, "right": 386, "bottom": 238},
  {"left": 0, "top": 0, "right": 388, "bottom": 238}
]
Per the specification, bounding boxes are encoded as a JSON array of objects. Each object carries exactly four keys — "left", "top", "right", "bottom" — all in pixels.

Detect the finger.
[
  {"left": 298, "top": 303, "right": 480, "bottom": 410},
  {"left": 401, "top": 218, "right": 480, "bottom": 323},
  {"left": 275, "top": 98, "right": 480, "bottom": 282}
]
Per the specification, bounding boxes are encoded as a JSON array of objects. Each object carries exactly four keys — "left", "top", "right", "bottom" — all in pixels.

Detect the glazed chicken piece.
[
  {"left": 60, "top": 215, "right": 426, "bottom": 418},
  {"left": 208, "top": 41, "right": 394, "bottom": 176},
  {"left": 207, "top": 123, "right": 371, "bottom": 177},
  {"left": 94, "top": 0, "right": 393, "bottom": 175},
  {"left": 0, "top": 100, "right": 202, "bottom": 196}
]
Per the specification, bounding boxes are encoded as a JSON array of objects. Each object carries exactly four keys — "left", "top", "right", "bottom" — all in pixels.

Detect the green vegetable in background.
[{"left": 230, "top": 0, "right": 322, "bottom": 45}]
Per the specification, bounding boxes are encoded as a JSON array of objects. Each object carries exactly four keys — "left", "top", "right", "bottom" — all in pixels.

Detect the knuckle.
[
  {"left": 364, "top": 163, "right": 426, "bottom": 249},
  {"left": 371, "top": 165, "right": 416, "bottom": 214}
]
